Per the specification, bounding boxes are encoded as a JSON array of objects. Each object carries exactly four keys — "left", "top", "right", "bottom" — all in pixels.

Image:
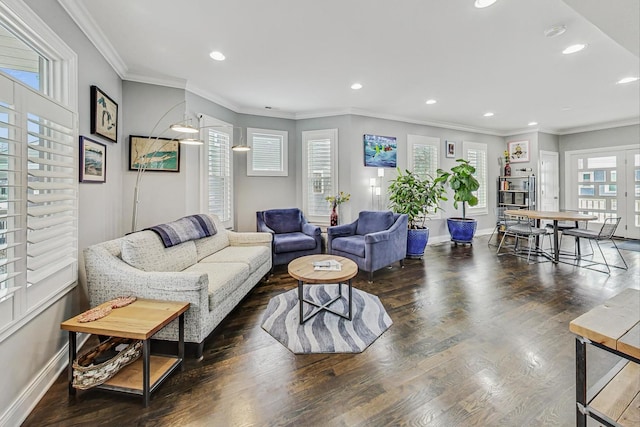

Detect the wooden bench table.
[
  {"left": 61, "top": 298, "right": 189, "bottom": 407},
  {"left": 569, "top": 288, "right": 640, "bottom": 427}
]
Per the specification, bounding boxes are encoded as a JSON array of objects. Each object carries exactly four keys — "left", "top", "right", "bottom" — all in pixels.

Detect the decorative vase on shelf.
[
  {"left": 330, "top": 204, "right": 338, "bottom": 226},
  {"left": 504, "top": 162, "right": 511, "bottom": 177}
]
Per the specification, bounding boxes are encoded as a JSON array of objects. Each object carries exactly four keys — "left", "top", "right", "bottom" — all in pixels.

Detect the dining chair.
[
  {"left": 496, "top": 214, "right": 552, "bottom": 263},
  {"left": 561, "top": 217, "right": 628, "bottom": 274},
  {"left": 487, "top": 206, "right": 518, "bottom": 247}
]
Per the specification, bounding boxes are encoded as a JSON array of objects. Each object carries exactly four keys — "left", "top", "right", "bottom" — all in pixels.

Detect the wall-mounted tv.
[{"left": 363, "top": 134, "right": 397, "bottom": 168}]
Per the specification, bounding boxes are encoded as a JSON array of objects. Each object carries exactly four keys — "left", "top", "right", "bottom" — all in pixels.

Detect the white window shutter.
[{"left": 302, "top": 129, "right": 338, "bottom": 224}]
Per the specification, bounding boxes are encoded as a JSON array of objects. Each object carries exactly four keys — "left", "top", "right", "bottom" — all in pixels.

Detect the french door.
[{"left": 566, "top": 146, "right": 640, "bottom": 239}]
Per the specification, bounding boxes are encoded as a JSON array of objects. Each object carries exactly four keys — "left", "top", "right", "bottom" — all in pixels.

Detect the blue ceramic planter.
[
  {"left": 407, "top": 228, "right": 429, "bottom": 258},
  {"left": 447, "top": 218, "right": 477, "bottom": 244}
]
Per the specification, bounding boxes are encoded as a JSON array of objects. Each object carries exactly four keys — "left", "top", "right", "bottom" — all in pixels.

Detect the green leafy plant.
[
  {"left": 388, "top": 168, "right": 447, "bottom": 229},
  {"left": 325, "top": 191, "right": 351, "bottom": 208},
  {"left": 437, "top": 159, "right": 480, "bottom": 219}
]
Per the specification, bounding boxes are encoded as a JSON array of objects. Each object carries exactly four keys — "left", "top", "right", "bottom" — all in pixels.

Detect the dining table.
[{"left": 504, "top": 209, "right": 598, "bottom": 263}]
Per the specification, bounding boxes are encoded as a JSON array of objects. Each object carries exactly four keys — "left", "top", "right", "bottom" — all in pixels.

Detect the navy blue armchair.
[
  {"left": 328, "top": 211, "right": 408, "bottom": 282},
  {"left": 256, "top": 208, "right": 322, "bottom": 268}
]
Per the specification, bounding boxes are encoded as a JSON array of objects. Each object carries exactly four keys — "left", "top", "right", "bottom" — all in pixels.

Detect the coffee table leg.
[
  {"left": 143, "top": 339, "right": 150, "bottom": 407},
  {"left": 298, "top": 280, "right": 304, "bottom": 325},
  {"left": 68, "top": 331, "right": 76, "bottom": 396},
  {"left": 348, "top": 279, "right": 352, "bottom": 320}
]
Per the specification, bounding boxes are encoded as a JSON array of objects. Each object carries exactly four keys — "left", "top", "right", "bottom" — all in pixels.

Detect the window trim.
[
  {"left": 246, "top": 127, "right": 288, "bottom": 177},
  {"left": 302, "top": 128, "right": 338, "bottom": 225},
  {"left": 462, "top": 141, "right": 488, "bottom": 216}
]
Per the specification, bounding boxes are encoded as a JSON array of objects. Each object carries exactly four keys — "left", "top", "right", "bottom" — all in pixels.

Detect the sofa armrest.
[
  {"left": 364, "top": 230, "right": 391, "bottom": 244},
  {"left": 327, "top": 221, "right": 357, "bottom": 237},
  {"left": 302, "top": 222, "right": 321, "bottom": 236},
  {"left": 228, "top": 231, "right": 272, "bottom": 247}
]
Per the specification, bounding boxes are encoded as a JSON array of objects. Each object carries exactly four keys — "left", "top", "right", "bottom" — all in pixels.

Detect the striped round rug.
[{"left": 261, "top": 284, "right": 392, "bottom": 354}]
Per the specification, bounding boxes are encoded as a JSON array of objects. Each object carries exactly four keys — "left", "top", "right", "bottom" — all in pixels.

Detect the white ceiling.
[{"left": 60, "top": 0, "right": 639, "bottom": 136}]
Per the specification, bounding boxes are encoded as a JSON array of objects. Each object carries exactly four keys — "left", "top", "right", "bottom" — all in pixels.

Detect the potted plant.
[
  {"left": 437, "top": 159, "right": 480, "bottom": 244},
  {"left": 388, "top": 168, "right": 447, "bottom": 258}
]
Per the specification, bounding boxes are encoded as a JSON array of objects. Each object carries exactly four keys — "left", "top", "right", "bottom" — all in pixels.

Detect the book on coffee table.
[{"left": 312, "top": 259, "right": 342, "bottom": 271}]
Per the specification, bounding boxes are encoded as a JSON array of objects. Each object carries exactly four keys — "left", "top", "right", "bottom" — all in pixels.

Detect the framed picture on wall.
[
  {"left": 445, "top": 140, "right": 456, "bottom": 158},
  {"left": 90, "top": 85, "right": 118, "bottom": 143},
  {"left": 129, "top": 135, "right": 180, "bottom": 172},
  {"left": 79, "top": 136, "right": 106, "bottom": 183},
  {"left": 508, "top": 140, "right": 530, "bottom": 163},
  {"left": 363, "top": 134, "right": 397, "bottom": 167}
]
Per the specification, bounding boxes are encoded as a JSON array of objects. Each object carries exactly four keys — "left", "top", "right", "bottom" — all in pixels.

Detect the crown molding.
[
  {"left": 185, "top": 82, "right": 240, "bottom": 113},
  {"left": 125, "top": 73, "right": 187, "bottom": 90},
  {"left": 58, "top": 0, "right": 128, "bottom": 79},
  {"left": 556, "top": 117, "right": 640, "bottom": 135}
]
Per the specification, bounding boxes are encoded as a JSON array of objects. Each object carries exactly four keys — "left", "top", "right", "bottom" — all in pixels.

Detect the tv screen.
[{"left": 363, "top": 134, "right": 397, "bottom": 168}]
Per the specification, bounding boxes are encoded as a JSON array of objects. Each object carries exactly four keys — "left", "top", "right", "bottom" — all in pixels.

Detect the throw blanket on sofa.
[{"left": 146, "top": 214, "right": 217, "bottom": 248}]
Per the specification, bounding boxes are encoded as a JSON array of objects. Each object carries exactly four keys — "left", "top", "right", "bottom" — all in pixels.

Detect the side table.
[
  {"left": 569, "top": 288, "right": 640, "bottom": 427},
  {"left": 61, "top": 298, "right": 189, "bottom": 407}
]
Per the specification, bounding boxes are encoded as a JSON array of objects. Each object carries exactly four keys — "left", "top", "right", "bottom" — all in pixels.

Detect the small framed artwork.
[
  {"left": 363, "top": 134, "right": 397, "bottom": 167},
  {"left": 129, "top": 135, "right": 180, "bottom": 172},
  {"left": 508, "top": 140, "right": 530, "bottom": 163},
  {"left": 79, "top": 136, "right": 106, "bottom": 183},
  {"left": 445, "top": 140, "right": 456, "bottom": 158},
  {"left": 90, "top": 85, "right": 118, "bottom": 143}
]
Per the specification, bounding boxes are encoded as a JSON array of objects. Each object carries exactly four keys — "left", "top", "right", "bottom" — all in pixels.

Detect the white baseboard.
[
  {"left": 1, "top": 334, "right": 89, "bottom": 427},
  {"left": 427, "top": 228, "right": 493, "bottom": 245}
]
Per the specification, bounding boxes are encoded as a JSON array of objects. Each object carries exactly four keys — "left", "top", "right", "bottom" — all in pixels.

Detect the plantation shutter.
[
  {"left": 412, "top": 143, "right": 438, "bottom": 179},
  {"left": 247, "top": 128, "right": 288, "bottom": 176},
  {"left": 464, "top": 141, "right": 488, "bottom": 213},
  {"left": 0, "top": 73, "right": 77, "bottom": 330},
  {"left": 307, "top": 137, "right": 332, "bottom": 217},
  {"left": 205, "top": 128, "right": 231, "bottom": 223}
]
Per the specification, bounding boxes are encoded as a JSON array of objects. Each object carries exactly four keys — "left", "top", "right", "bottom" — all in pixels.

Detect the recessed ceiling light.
[
  {"left": 562, "top": 44, "right": 586, "bottom": 55},
  {"left": 544, "top": 25, "right": 566, "bottom": 38},
  {"left": 209, "top": 51, "right": 226, "bottom": 61},
  {"left": 528, "top": 121, "right": 538, "bottom": 126},
  {"left": 561, "top": 106, "right": 572, "bottom": 111},
  {"left": 483, "top": 112, "right": 494, "bottom": 117},
  {"left": 474, "top": 0, "right": 497, "bottom": 8},
  {"left": 351, "top": 83, "right": 363, "bottom": 90},
  {"left": 426, "top": 99, "right": 437, "bottom": 105},
  {"left": 617, "top": 76, "right": 639, "bottom": 84}
]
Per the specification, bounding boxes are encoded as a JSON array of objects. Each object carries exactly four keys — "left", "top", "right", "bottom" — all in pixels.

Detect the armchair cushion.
[
  {"left": 355, "top": 211, "right": 395, "bottom": 235},
  {"left": 263, "top": 209, "right": 303, "bottom": 234},
  {"left": 331, "top": 235, "right": 365, "bottom": 258},
  {"left": 273, "top": 232, "right": 317, "bottom": 253}
]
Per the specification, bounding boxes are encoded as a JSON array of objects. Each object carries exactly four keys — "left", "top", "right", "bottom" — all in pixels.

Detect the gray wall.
[{"left": 2, "top": 0, "right": 124, "bottom": 424}]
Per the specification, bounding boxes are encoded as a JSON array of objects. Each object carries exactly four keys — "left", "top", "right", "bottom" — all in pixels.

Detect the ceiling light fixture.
[
  {"left": 178, "top": 138, "right": 204, "bottom": 146},
  {"left": 474, "top": 0, "right": 497, "bottom": 8},
  {"left": 209, "top": 51, "right": 226, "bottom": 61},
  {"left": 351, "top": 83, "right": 363, "bottom": 90},
  {"left": 483, "top": 112, "right": 494, "bottom": 117},
  {"left": 617, "top": 77, "right": 639, "bottom": 84},
  {"left": 562, "top": 44, "right": 586, "bottom": 54},
  {"left": 170, "top": 122, "right": 199, "bottom": 133},
  {"left": 544, "top": 25, "right": 566, "bottom": 38},
  {"left": 426, "top": 99, "right": 437, "bottom": 105},
  {"left": 528, "top": 121, "right": 538, "bottom": 126}
]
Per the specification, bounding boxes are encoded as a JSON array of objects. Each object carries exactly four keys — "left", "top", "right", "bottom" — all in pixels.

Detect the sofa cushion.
[
  {"left": 121, "top": 230, "right": 197, "bottom": 272},
  {"left": 331, "top": 235, "right": 366, "bottom": 258},
  {"left": 183, "top": 262, "right": 250, "bottom": 309},
  {"left": 273, "top": 232, "right": 317, "bottom": 253},
  {"left": 200, "top": 245, "right": 270, "bottom": 271},
  {"left": 356, "top": 211, "right": 395, "bottom": 235},
  {"left": 194, "top": 215, "right": 230, "bottom": 260},
  {"left": 264, "top": 209, "right": 302, "bottom": 234}
]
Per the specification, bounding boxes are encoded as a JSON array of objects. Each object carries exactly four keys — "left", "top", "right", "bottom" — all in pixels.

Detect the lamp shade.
[
  {"left": 170, "top": 122, "right": 199, "bottom": 134},
  {"left": 378, "top": 168, "right": 384, "bottom": 177}
]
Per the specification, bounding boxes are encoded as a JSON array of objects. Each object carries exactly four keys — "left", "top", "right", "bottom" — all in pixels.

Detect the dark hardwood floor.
[{"left": 24, "top": 236, "right": 639, "bottom": 426}]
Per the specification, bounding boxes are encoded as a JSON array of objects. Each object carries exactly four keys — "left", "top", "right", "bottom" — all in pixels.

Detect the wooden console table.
[
  {"left": 569, "top": 288, "right": 640, "bottom": 427},
  {"left": 61, "top": 298, "right": 189, "bottom": 407}
]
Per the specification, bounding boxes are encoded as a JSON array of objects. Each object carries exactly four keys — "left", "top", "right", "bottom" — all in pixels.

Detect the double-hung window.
[
  {"left": 462, "top": 141, "right": 488, "bottom": 215},
  {"left": 302, "top": 129, "right": 338, "bottom": 224},
  {"left": 200, "top": 115, "right": 233, "bottom": 229},
  {"left": 407, "top": 134, "right": 440, "bottom": 218},
  {"left": 247, "top": 128, "right": 288, "bottom": 176}
]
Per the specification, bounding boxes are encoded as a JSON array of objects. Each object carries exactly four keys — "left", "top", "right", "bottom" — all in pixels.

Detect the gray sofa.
[{"left": 83, "top": 214, "right": 272, "bottom": 357}]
